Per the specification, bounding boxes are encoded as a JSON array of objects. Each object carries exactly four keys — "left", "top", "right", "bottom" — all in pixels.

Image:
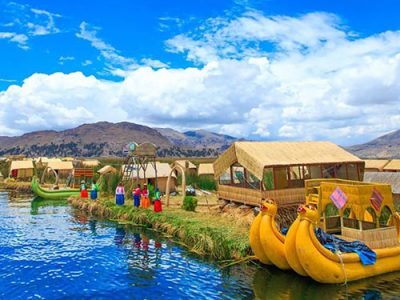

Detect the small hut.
[
  {"left": 82, "top": 159, "right": 100, "bottom": 168},
  {"left": 383, "top": 160, "right": 400, "bottom": 172},
  {"left": 0, "top": 171, "right": 4, "bottom": 182},
  {"left": 198, "top": 163, "right": 214, "bottom": 179},
  {"left": 122, "top": 162, "right": 176, "bottom": 193},
  {"left": 173, "top": 160, "right": 197, "bottom": 175},
  {"left": 9, "top": 160, "right": 34, "bottom": 180},
  {"left": 364, "top": 172, "right": 400, "bottom": 205},
  {"left": 364, "top": 160, "right": 390, "bottom": 172},
  {"left": 214, "top": 141, "right": 364, "bottom": 206},
  {"left": 97, "top": 165, "right": 117, "bottom": 175},
  {"left": 47, "top": 161, "right": 74, "bottom": 176}
]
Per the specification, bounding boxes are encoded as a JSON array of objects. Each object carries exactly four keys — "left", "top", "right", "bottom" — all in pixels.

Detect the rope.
[{"left": 335, "top": 249, "right": 348, "bottom": 286}]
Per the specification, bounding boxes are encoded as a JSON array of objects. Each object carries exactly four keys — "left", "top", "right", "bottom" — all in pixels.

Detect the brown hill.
[
  {"left": 0, "top": 122, "right": 236, "bottom": 157},
  {"left": 347, "top": 129, "right": 400, "bottom": 158}
]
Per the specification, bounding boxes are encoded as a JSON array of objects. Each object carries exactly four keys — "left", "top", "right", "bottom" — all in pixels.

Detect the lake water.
[{"left": 1, "top": 192, "right": 400, "bottom": 299}]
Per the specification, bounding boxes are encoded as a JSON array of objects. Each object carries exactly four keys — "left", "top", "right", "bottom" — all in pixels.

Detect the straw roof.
[
  {"left": 174, "top": 160, "right": 196, "bottom": 169},
  {"left": 364, "top": 159, "right": 390, "bottom": 171},
  {"left": 364, "top": 172, "right": 400, "bottom": 194},
  {"left": 82, "top": 159, "right": 100, "bottom": 167},
  {"left": 62, "top": 157, "right": 75, "bottom": 161},
  {"left": 10, "top": 160, "right": 34, "bottom": 171},
  {"left": 198, "top": 163, "right": 214, "bottom": 175},
  {"left": 122, "top": 162, "right": 176, "bottom": 179},
  {"left": 214, "top": 141, "right": 363, "bottom": 180},
  {"left": 97, "top": 165, "right": 117, "bottom": 175},
  {"left": 383, "top": 160, "right": 400, "bottom": 171},
  {"left": 47, "top": 161, "right": 73, "bottom": 171},
  {"left": 39, "top": 157, "right": 62, "bottom": 163}
]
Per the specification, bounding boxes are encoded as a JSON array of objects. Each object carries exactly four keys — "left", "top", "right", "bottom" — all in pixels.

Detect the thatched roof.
[
  {"left": 198, "top": 163, "right": 214, "bottom": 175},
  {"left": 383, "top": 160, "right": 400, "bottom": 171},
  {"left": 214, "top": 141, "right": 363, "bottom": 180},
  {"left": 47, "top": 161, "right": 73, "bottom": 171},
  {"left": 39, "top": 157, "right": 62, "bottom": 163},
  {"left": 364, "top": 172, "right": 400, "bottom": 194},
  {"left": 122, "top": 162, "right": 176, "bottom": 179},
  {"left": 174, "top": 160, "right": 196, "bottom": 170},
  {"left": 10, "top": 160, "right": 34, "bottom": 171},
  {"left": 82, "top": 159, "right": 100, "bottom": 167},
  {"left": 364, "top": 159, "right": 390, "bottom": 171},
  {"left": 97, "top": 165, "right": 117, "bottom": 175}
]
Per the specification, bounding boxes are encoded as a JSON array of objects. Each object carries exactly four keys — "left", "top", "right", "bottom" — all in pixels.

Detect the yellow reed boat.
[{"left": 250, "top": 178, "right": 400, "bottom": 284}]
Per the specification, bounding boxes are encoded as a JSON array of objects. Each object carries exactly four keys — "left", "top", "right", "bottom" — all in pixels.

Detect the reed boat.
[
  {"left": 250, "top": 178, "right": 400, "bottom": 283},
  {"left": 259, "top": 199, "right": 290, "bottom": 270},
  {"left": 249, "top": 204, "right": 271, "bottom": 265},
  {"left": 295, "top": 204, "right": 400, "bottom": 283},
  {"left": 31, "top": 176, "right": 80, "bottom": 199}
]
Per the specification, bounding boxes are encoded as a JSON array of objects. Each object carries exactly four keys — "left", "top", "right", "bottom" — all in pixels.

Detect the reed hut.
[
  {"left": 198, "top": 163, "right": 214, "bottom": 180},
  {"left": 364, "top": 160, "right": 390, "bottom": 172},
  {"left": 9, "top": 160, "right": 34, "bottom": 180},
  {"left": 82, "top": 159, "right": 100, "bottom": 168},
  {"left": 122, "top": 162, "right": 176, "bottom": 193},
  {"left": 173, "top": 160, "right": 197, "bottom": 175},
  {"left": 364, "top": 172, "right": 400, "bottom": 205},
  {"left": 47, "top": 161, "right": 74, "bottom": 176},
  {"left": 214, "top": 141, "right": 364, "bottom": 207},
  {"left": 383, "top": 160, "right": 400, "bottom": 172}
]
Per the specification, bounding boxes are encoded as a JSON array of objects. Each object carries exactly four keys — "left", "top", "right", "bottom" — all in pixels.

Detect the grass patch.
[{"left": 69, "top": 196, "right": 250, "bottom": 260}]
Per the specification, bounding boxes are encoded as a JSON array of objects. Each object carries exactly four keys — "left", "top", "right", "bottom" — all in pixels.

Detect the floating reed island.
[{"left": 68, "top": 196, "right": 251, "bottom": 260}]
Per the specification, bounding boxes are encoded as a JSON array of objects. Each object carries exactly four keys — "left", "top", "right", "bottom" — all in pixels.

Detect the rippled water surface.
[{"left": 1, "top": 193, "right": 400, "bottom": 299}]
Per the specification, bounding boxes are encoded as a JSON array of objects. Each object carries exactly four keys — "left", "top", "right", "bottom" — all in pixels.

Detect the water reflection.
[
  {"left": 30, "top": 198, "right": 68, "bottom": 215},
  {"left": 251, "top": 266, "right": 400, "bottom": 299}
]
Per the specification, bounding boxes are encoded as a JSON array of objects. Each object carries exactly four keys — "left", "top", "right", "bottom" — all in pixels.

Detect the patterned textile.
[
  {"left": 370, "top": 188, "right": 383, "bottom": 211},
  {"left": 329, "top": 186, "right": 348, "bottom": 209}
]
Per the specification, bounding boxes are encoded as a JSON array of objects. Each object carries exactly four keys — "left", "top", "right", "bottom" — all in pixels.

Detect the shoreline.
[{"left": 68, "top": 196, "right": 251, "bottom": 260}]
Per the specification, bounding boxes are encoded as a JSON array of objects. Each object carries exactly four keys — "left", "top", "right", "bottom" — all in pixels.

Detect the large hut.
[
  {"left": 383, "top": 160, "right": 400, "bottom": 172},
  {"left": 9, "top": 160, "right": 34, "bottom": 180},
  {"left": 214, "top": 141, "right": 364, "bottom": 206},
  {"left": 364, "top": 159, "right": 390, "bottom": 172}
]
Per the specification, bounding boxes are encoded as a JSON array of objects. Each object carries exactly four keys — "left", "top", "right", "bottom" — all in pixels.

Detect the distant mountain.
[
  {"left": 156, "top": 128, "right": 238, "bottom": 151},
  {"left": 0, "top": 122, "right": 238, "bottom": 157},
  {"left": 347, "top": 130, "right": 400, "bottom": 158}
]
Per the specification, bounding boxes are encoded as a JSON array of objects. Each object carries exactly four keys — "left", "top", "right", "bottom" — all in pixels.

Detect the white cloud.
[
  {"left": 28, "top": 8, "right": 61, "bottom": 36},
  {"left": 1, "top": 11, "right": 400, "bottom": 146},
  {"left": 82, "top": 59, "right": 93, "bottom": 66},
  {"left": 0, "top": 32, "right": 29, "bottom": 49},
  {"left": 76, "top": 22, "right": 135, "bottom": 69},
  {"left": 59, "top": 56, "right": 75, "bottom": 65}
]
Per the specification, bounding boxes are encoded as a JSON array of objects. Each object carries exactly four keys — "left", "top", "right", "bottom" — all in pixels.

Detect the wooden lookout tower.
[{"left": 122, "top": 142, "right": 158, "bottom": 187}]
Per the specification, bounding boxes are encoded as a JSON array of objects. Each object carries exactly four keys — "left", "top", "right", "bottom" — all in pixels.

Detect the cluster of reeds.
[{"left": 68, "top": 196, "right": 250, "bottom": 260}]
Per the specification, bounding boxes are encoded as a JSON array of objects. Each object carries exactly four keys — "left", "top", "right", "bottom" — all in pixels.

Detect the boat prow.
[{"left": 31, "top": 176, "right": 80, "bottom": 200}]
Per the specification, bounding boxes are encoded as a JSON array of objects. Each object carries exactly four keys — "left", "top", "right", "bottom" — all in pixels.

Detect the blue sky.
[{"left": 1, "top": 0, "right": 400, "bottom": 145}]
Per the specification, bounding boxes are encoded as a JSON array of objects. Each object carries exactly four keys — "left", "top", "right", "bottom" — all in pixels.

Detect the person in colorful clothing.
[
  {"left": 90, "top": 179, "right": 99, "bottom": 200},
  {"left": 115, "top": 182, "right": 125, "bottom": 205},
  {"left": 153, "top": 187, "right": 162, "bottom": 213},
  {"left": 133, "top": 184, "right": 141, "bottom": 208},
  {"left": 140, "top": 183, "right": 150, "bottom": 208},
  {"left": 80, "top": 180, "right": 88, "bottom": 198}
]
